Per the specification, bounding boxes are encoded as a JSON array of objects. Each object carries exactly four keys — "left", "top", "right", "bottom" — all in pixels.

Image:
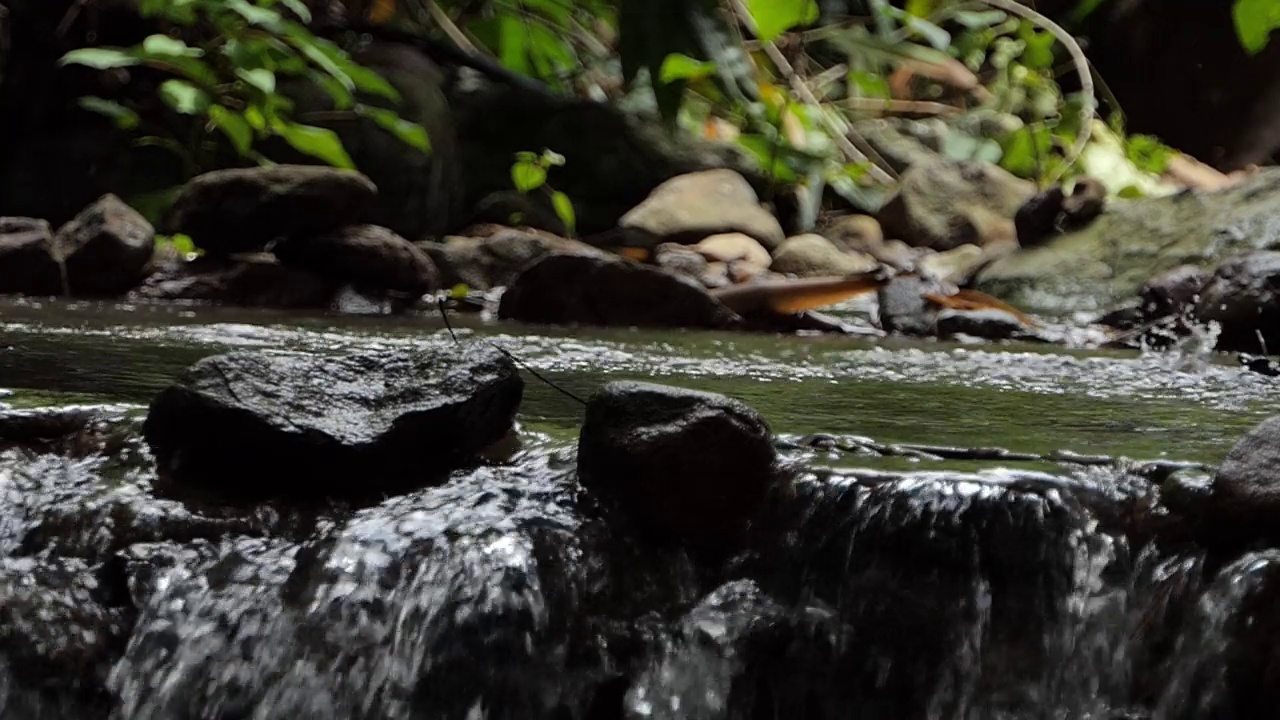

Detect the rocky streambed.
[{"left": 3, "top": 303, "right": 1280, "bottom": 719}]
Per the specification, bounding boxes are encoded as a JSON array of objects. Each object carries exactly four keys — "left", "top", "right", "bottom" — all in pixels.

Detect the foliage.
[
  {"left": 510, "top": 149, "right": 577, "bottom": 236},
  {"left": 60, "top": 0, "right": 429, "bottom": 174},
  {"left": 1233, "top": 0, "right": 1280, "bottom": 55}
]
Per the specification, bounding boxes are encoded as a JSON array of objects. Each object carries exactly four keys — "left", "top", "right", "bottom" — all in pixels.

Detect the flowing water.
[{"left": 0, "top": 297, "right": 1278, "bottom": 720}]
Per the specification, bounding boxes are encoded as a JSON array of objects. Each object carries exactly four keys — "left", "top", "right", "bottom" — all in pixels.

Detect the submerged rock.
[
  {"left": 577, "top": 381, "right": 780, "bottom": 551},
  {"left": 130, "top": 255, "right": 340, "bottom": 308},
  {"left": 143, "top": 344, "right": 523, "bottom": 503},
  {"left": 421, "top": 226, "right": 605, "bottom": 291},
  {"left": 0, "top": 217, "right": 62, "bottom": 295},
  {"left": 498, "top": 254, "right": 740, "bottom": 329},
  {"left": 619, "top": 169, "right": 785, "bottom": 250},
  {"left": 770, "top": 233, "right": 878, "bottom": 278},
  {"left": 1194, "top": 251, "right": 1280, "bottom": 352},
  {"left": 168, "top": 166, "right": 378, "bottom": 255},
  {"left": 976, "top": 167, "right": 1280, "bottom": 314},
  {"left": 273, "top": 224, "right": 438, "bottom": 296},
  {"left": 56, "top": 193, "right": 156, "bottom": 296}
]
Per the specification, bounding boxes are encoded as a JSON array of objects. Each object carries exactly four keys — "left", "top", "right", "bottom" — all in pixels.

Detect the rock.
[
  {"left": 770, "top": 234, "right": 878, "bottom": 278},
  {"left": 916, "top": 244, "right": 987, "bottom": 285},
  {"left": 143, "top": 344, "right": 523, "bottom": 504},
  {"left": 976, "top": 168, "right": 1280, "bottom": 314},
  {"left": 877, "top": 274, "right": 947, "bottom": 336},
  {"left": 0, "top": 217, "right": 62, "bottom": 295},
  {"left": 693, "top": 233, "right": 772, "bottom": 270},
  {"left": 619, "top": 169, "right": 785, "bottom": 250},
  {"left": 820, "top": 215, "right": 917, "bottom": 269},
  {"left": 168, "top": 166, "right": 378, "bottom": 255},
  {"left": 1141, "top": 264, "right": 1209, "bottom": 320},
  {"left": 497, "top": 254, "right": 740, "bottom": 329},
  {"left": 576, "top": 381, "right": 779, "bottom": 551},
  {"left": 1194, "top": 251, "right": 1280, "bottom": 353},
  {"left": 130, "top": 255, "right": 339, "bottom": 308},
  {"left": 1205, "top": 416, "right": 1280, "bottom": 547},
  {"left": 273, "top": 224, "right": 438, "bottom": 296},
  {"left": 935, "top": 308, "right": 1028, "bottom": 340},
  {"left": 0, "top": 405, "right": 139, "bottom": 458},
  {"left": 654, "top": 243, "right": 730, "bottom": 289},
  {"left": 421, "top": 226, "right": 605, "bottom": 291},
  {"left": 55, "top": 194, "right": 155, "bottom": 296},
  {"left": 877, "top": 154, "right": 1034, "bottom": 251}
]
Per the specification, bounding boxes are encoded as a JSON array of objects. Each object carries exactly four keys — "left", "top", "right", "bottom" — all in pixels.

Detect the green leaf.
[
  {"left": 158, "top": 79, "right": 210, "bottom": 115},
  {"left": 208, "top": 105, "right": 254, "bottom": 155},
  {"left": 237, "top": 67, "right": 277, "bottom": 95},
  {"left": 551, "top": 191, "right": 576, "bottom": 236},
  {"left": 953, "top": 9, "right": 1007, "bottom": 27},
  {"left": 659, "top": 53, "right": 718, "bottom": 83},
  {"left": 278, "top": 0, "right": 312, "bottom": 22},
  {"left": 511, "top": 160, "right": 548, "bottom": 193},
  {"left": 1017, "top": 22, "right": 1057, "bottom": 71},
  {"left": 58, "top": 48, "right": 140, "bottom": 70},
  {"left": 356, "top": 106, "right": 431, "bottom": 153},
  {"left": 746, "top": 0, "right": 818, "bottom": 42},
  {"left": 449, "top": 283, "right": 470, "bottom": 300},
  {"left": 540, "top": 149, "right": 566, "bottom": 167},
  {"left": 226, "top": 0, "right": 284, "bottom": 29},
  {"left": 1233, "top": 0, "right": 1280, "bottom": 54},
  {"left": 1125, "top": 134, "right": 1174, "bottom": 175},
  {"left": 142, "top": 34, "right": 203, "bottom": 58},
  {"left": 498, "top": 14, "right": 534, "bottom": 76},
  {"left": 77, "top": 97, "right": 140, "bottom": 130},
  {"left": 272, "top": 121, "right": 355, "bottom": 169}
]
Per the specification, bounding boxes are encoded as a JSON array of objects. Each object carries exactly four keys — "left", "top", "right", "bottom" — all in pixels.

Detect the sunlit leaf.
[
  {"left": 273, "top": 120, "right": 355, "bottom": 169},
  {"left": 226, "top": 0, "right": 283, "bottom": 29},
  {"left": 158, "top": 79, "right": 210, "bottom": 115},
  {"left": 1233, "top": 0, "right": 1280, "bottom": 54},
  {"left": 278, "top": 0, "right": 312, "bottom": 22},
  {"left": 208, "top": 104, "right": 254, "bottom": 155},
  {"left": 746, "top": 0, "right": 818, "bottom": 42},
  {"left": 658, "top": 53, "right": 718, "bottom": 84},
  {"left": 142, "top": 34, "right": 203, "bottom": 58},
  {"left": 77, "top": 97, "right": 140, "bottom": 130},
  {"left": 237, "top": 67, "right": 276, "bottom": 95},
  {"left": 58, "top": 47, "right": 140, "bottom": 69},
  {"left": 511, "top": 159, "right": 548, "bottom": 193},
  {"left": 356, "top": 106, "right": 431, "bottom": 153},
  {"left": 551, "top": 190, "right": 577, "bottom": 236}
]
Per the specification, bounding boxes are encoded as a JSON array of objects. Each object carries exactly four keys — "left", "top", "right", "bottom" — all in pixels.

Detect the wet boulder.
[
  {"left": 56, "top": 193, "right": 156, "bottom": 296},
  {"left": 420, "top": 226, "right": 606, "bottom": 291},
  {"left": 654, "top": 242, "right": 729, "bottom": 289},
  {"left": 0, "top": 217, "right": 62, "bottom": 295},
  {"left": 1142, "top": 264, "right": 1209, "bottom": 320},
  {"left": 0, "top": 405, "right": 140, "bottom": 458},
  {"left": 1204, "top": 416, "right": 1280, "bottom": 546},
  {"left": 576, "top": 381, "right": 780, "bottom": 552},
  {"left": 273, "top": 224, "right": 439, "bottom": 296},
  {"left": 143, "top": 343, "right": 523, "bottom": 504},
  {"left": 130, "top": 254, "right": 340, "bottom": 309},
  {"left": 770, "top": 234, "right": 878, "bottom": 278},
  {"left": 168, "top": 166, "right": 378, "bottom": 255},
  {"left": 498, "top": 253, "right": 740, "bottom": 329},
  {"left": 619, "top": 169, "right": 786, "bottom": 250},
  {"left": 1194, "top": 251, "right": 1280, "bottom": 353}
]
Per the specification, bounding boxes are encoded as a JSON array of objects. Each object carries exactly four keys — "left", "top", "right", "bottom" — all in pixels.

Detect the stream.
[{"left": 2, "top": 297, "right": 1279, "bottom": 719}]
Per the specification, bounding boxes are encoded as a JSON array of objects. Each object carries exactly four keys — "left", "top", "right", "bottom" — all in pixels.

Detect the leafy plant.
[
  {"left": 510, "top": 149, "right": 577, "bottom": 236},
  {"left": 1233, "top": 0, "right": 1280, "bottom": 55},
  {"left": 60, "top": 0, "right": 429, "bottom": 174}
]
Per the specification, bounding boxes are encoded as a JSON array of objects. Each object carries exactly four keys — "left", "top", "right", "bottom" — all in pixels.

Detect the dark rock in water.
[
  {"left": 0, "top": 216, "right": 63, "bottom": 295},
  {"left": 130, "top": 255, "right": 340, "bottom": 308},
  {"left": 577, "top": 381, "right": 779, "bottom": 551},
  {"left": 143, "top": 344, "right": 523, "bottom": 504},
  {"left": 1015, "top": 186, "right": 1066, "bottom": 248},
  {"left": 935, "top": 307, "right": 1028, "bottom": 340},
  {"left": 498, "top": 254, "right": 740, "bottom": 329},
  {"left": 0, "top": 405, "right": 139, "bottom": 458},
  {"left": 1205, "top": 416, "right": 1280, "bottom": 546},
  {"left": 420, "top": 226, "right": 606, "bottom": 291},
  {"left": 877, "top": 274, "right": 946, "bottom": 336},
  {"left": 1142, "top": 264, "right": 1209, "bottom": 321},
  {"left": 273, "top": 224, "right": 439, "bottom": 296},
  {"left": 56, "top": 193, "right": 155, "bottom": 296},
  {"left": 1195, "top": 251, "right": 1280, "bottom": 353},
  {"left": 0, "top": 556, "right": 132, "bottom": 710},
  {"left": 1241, "top": 353, "right": 1280, "bottom": 377},
  {"left": 168, "top": 166, "right": 378, "bottom": 255}
]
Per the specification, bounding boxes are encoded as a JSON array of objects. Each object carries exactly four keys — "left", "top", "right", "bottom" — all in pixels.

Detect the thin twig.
[
  {"left": 976, "top": 0, "right": 1096, "bottom": 184},
  {"left": 728, "top": 0, "right": 898, "bottom": 184},
  {"left": 426, "top": 0, "right": 478, "bottom": 55},
  {"left": 838, "top": 97, "right": 963, "bottom": 116}
]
